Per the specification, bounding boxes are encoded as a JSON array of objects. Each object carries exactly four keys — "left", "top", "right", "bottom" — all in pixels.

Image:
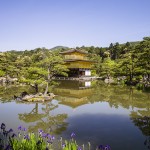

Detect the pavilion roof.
[
  {"left": 60, "top": 49, "right": 87, "bottom": 54},
  {"left": 64, "top": 59, "right": 95, "bottom": 62}
]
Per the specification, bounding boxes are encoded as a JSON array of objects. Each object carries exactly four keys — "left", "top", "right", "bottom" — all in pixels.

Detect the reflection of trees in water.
[
  {"left": 0, "top": 85, "right": 34, "bottom": 101},
  {"left": 130, "top": 111, "right": 150, "bottom": 149},
  {"left": 1, "top": 80, "right": 150, "bottom": 142},
  {"left": 89, "top": 81, "right": 150, "bottom": 110},
  {"left": 90, "top": 81, "right": 150, "bottom": 149},
  {"left": 18, "top": 102, "right": 68, "bottom": 134},
  {"left": 19, "top": 103, "right": 46, "bottom": 122}
]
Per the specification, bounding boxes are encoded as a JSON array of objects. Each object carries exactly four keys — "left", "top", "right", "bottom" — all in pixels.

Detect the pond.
[{"left": 0, "top": 80, "right": 150, "bottom": 150}]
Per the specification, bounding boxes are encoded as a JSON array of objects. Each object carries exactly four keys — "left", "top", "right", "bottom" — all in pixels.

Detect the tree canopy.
[{"left": 0, "top": 37, "right": 149, "bottom": 88}]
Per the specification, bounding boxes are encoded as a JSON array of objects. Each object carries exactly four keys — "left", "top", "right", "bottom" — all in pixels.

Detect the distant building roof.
[{"left": 60, "top": 49, "right": 88, "bottom": 54}]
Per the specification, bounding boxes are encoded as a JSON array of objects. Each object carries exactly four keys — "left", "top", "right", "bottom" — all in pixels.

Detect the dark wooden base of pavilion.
[{"left": 67, "top": 68, "right": 91, "bottom": 77}]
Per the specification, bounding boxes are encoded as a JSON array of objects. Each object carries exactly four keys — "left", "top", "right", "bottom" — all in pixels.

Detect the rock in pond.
[{"left": 15, "top": 92, "right": 55, "bottom": 102}]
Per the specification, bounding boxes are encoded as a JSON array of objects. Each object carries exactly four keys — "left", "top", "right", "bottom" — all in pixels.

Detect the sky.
[{"left": 0, "top": 0, "right": 150, "bottom": 51}]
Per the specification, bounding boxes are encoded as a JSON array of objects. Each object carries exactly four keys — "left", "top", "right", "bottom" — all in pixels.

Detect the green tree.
[
  {"left": 18, "top": 50, "right": 68, "bottom": 94},
  {"left": 14, "top": 55, "right": 32, "bottom": 79},
  {"left": 135, "top": 37, "right": 150, "bottom": 79},
  {"left": 101, "top": 58, "right": 116, "bottom": 78},
  {"left": 21, "top": 67, "right": 47, "bottom": 93},
  {"left": 0, "top": 70, "right": 5, "bottom": 77},
  {"left": 90, "top": 55, "right": 102, "bottom": 76},
  {"left": 37, "top": 51, "right": 68, "bottom": 95},
  {"left": 117, "top": 51, "right": 139, "bottom": 82},
  {"left": 0, "top": 52, "right": 17, "bottom": 79}
]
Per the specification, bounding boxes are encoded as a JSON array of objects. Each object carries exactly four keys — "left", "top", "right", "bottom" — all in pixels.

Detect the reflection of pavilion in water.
[{"left": 53, "top": 80, "right": 93, "bottom": 108}]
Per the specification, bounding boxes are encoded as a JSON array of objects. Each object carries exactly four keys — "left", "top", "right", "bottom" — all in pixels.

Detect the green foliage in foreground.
[
  {"left": 10, "top": 133, "right": 48, "bottom": 150},
  {"left": 0, "top": 123, "right": 111, "bottom": 150}
]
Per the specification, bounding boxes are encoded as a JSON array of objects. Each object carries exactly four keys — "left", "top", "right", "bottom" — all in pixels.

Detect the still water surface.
[{"left": 0, "top": 80, "right": 150, "bottom": 150}]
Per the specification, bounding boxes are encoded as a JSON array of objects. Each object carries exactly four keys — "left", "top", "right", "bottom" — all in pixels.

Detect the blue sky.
[{"left": 0, "top": 0, "right": 150, "bottom": 51}]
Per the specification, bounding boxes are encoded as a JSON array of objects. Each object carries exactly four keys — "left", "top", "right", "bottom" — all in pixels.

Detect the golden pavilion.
[{"left": 60, "top": 49, "right": 94, "bottom": 77}]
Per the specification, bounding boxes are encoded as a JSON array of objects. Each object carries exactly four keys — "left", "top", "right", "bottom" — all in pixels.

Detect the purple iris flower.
[
  {"left": 47, "top": 134, "right": 51, "bottom": 139},
  {"left": 24, "top": 134, "right": 30, "bottom": 140},
  {"left": 78, "top": 147, "right": 82, "bottom": 150},
  {"left": 18, "top": 125, "right": 22, "bottom": 130},
  {"left": 22, "top": 127, "right": 26, "bottom": 131},
  {"left": 71, "top": 132, "right": 75, "bottom": 138},
  {"left": 104, "top": 145, "right": 111, "bottom": 150},
  {"left": 11, "top": 133, "right": 17, "bottom": 138},
  {"left": 42, "top": 133, "right": 48, "bottom": 138},
  {"left": 51, "top": 135, "right": 55, "bottom": 140},
  {"left": 38, "top": 129, "right": 44, "bottom": 136},
  {"left": 62, "top": 143, "right": 66, "bottom": 148},
  {"left": 8, "top": 128, "right": 13, "bottom": 133},
  {"left": 38, "top": 129, "right": 43, "bottom": 133},
  {"left": 1, "top": 123, "right": 6, "bottom": 130},
  {"left": 98, "top": 145, "right": 104, "bottom": 150},
  {"left": 46, "top": 133, "right": 49, "bottom": 137}
]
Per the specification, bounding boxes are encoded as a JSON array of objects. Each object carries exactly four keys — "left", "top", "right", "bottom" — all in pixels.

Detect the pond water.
[{"left": 0, "top": 80, "right": 150, "bottom": 150}]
